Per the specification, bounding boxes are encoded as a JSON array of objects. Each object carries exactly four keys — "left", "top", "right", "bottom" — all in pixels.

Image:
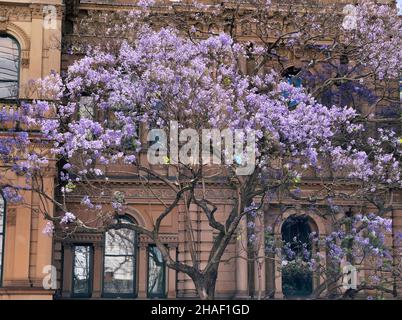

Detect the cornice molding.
[
  {"left": 29, "top": 3, "right": 64, "bottom": 20},
  {"left": 139, "top": 233, "right": 178, "bottom": 246},
  {"left": 0, "top": 4, "right": 31, "bottom": 22}
]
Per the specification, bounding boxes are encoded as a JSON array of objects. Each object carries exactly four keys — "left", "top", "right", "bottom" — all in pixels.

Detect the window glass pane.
[
  {"left": 281, "top": 217, "right": 313, "bottom": 297},
  {"left": 0, "top": 82, "right": 18, "bottom": 99},
  {"left": 73, "top": 245, "right": 92, "bottom": 296},
  {"left": 105, "top": 228, "right": 135, "bottom": 255},
  {"left": 148, "top": 246, "right": 165, "bottom": 297},
  {"left": 103, "top": 218, "right": 137, "bottom": 297},
  {"left": 103, "top": 256, "right": 134, "bottom": 294},
  {"left": 0, "top": 36, "right": 19, "bottom": 99},
  {"left": 79, "top": 96, "right": 94, "bottom": 119}
]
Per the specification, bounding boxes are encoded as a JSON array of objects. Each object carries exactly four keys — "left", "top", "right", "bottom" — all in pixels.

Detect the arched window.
[
  {"left": 282, "top": 66, "right": 302, "bottom": 88},
  {"left": 0, "top": 191, "right": 5, "bottom": 286},
  {"left": 281, "top": 216, "right": 313, "bottom": 298},
  {"left": 0, "top": 35, "right": 20, "bottom": 99},
  {"left": 281, "top": 66, "right": 302, "bottom": 110},
  {"left": 103, "top": 216, "right": 137, "bottom": 298}
]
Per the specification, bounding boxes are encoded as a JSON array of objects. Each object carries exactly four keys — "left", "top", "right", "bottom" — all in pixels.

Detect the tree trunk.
[
  {"left": 194, "top": 268, "right": 218, "bottom": 300},
  {"left": 256, "top": 261, "right": 263, "bottom": 300}
]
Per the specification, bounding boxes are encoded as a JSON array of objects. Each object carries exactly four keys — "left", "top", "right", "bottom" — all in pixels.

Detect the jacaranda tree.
[{"left": 0, "top": 0, "right": 401, "bottom": 299}]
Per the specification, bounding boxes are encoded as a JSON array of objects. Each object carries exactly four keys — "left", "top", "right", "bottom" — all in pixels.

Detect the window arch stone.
[{"left": 0, "top": 22, "right": 30, "bottom": 68}]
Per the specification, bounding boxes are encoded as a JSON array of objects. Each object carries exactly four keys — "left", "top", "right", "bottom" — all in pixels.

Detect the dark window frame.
[
  {"left": 0, "top": 34, "right": 20, "bottom": 100},
  {"left": 102, "top": 216, "right": 138, "bottom": 299},
  {"left": 71, "top": 244, "right": 94, "bottom": 298},
  {"left": 281, "top": 216, "right": 314, "bottom": 298},
  {"left": 147, "top": 244, "right": 166, "bottom": 299}
]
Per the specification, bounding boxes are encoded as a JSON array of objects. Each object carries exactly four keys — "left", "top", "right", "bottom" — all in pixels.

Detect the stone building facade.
[
  {"left": 0, "top": 0, "right": 401, "bottom": 300},
  {"left": 0, "top": 0, "right": 62, "bottom": 299}
]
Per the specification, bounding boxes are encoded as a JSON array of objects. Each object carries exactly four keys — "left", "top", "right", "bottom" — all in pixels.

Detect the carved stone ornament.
[
  {"left": 0, "top": 7, "right": 9, "bottom": 23},
  {"left": 0, "top": 4, "right": 31, "bottom": 22}
]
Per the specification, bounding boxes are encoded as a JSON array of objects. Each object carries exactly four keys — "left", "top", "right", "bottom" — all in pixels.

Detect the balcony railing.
[
  {"left": 0, "top": 98, "right": 55, "bottom": 132},
  {"left": 0, "top": 99, "right": 24, "bottom": 131}
]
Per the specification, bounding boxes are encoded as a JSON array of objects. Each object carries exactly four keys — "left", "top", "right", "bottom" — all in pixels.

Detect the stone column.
[
  {"left": 137, "top": 243, "right": 148, "bottom": 298},
  {"left": 167, "top": 245, "right": 177, "bottom": 298},
  {"left": 317, "top": 235, "right": 327, "bottom": 296},
  {"left": 2, "top": 207, "right": 16, "bottom": 286},
  {"left": 235, "top": 216, "right": 248, "bottom": 298},
  {"left": 254, "top": 218, "right": 266, "bottom": 299},
  {"left": 62, "top": 243, "right": 73, "bottom": 298},
  {"left": 30, "top": 7, "right": 44, "bottom": 82},
  {"left": 392, "top": 209, "right": 402, "bottom": 297},
  {"left": 177, "top": 203, "right": 198, "bottom": 298},
  {"left": 34, "top": 171, "right": 55, "bottom": 288},
  {"left": 92, "top": 242, "right": 103, "bottom": 298},
  {"left": 7, "top": 177, "right": 32, "bottom": 287},
  {"left": 274, "top": 234, "right": 284, "bottom": 299}
]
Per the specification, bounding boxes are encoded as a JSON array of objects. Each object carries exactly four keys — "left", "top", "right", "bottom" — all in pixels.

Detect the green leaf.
[
  {"left": 293, "top": 176, "right": 301, "bottom": 184},
  {"left": 223, "top": 77, "right": 232, "bottom": 86}
]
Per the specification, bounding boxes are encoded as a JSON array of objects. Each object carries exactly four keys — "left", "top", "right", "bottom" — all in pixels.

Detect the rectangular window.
[
  {"left": 103, "top": 226, "right": 137, "bottom": 298},
  {"left": 72, "top": 245, "right": 92, "bottom": 298},
  {"left": 147, "top": 245, "right": 166, "bottom": 298},
  {"left": 78, "top": 95, "right": 95, "bottom": 120},
  {"left": 103, "top": 256, "right": 135, "bottom": 295}
]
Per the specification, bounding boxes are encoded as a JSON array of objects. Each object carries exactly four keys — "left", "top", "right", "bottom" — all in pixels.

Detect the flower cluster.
[{"left": 60, "top": 212, "right": 76, "bottom": 225}]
